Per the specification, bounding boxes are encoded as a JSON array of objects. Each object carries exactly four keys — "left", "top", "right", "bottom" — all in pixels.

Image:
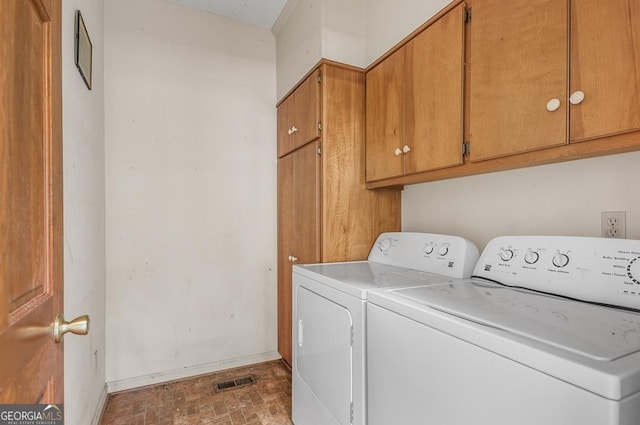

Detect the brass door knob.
[{"left": 53, "top": 314, "right": 90, "bottom": 343}]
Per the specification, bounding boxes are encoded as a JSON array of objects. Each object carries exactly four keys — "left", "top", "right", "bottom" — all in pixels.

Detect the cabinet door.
[
  {"left": 277, "top": 141, "right": 320, "bottom": 366},
  {"left": 404, "top": 3, "right": 465, "bottom": 175},
  {"left": 277, "top": 94, "right": 294, "bottom": 158},
  {"left": 277, "top": 153, "right": 294, "bottom": 365},
  {"left": 570, "top": 0, "right": 640, "bottom": 142},
  {"left": 366, "top": 48, "right": 405, "bottom": 181},
  {"left": 468, "top": 0, "right": 568, "bottom": 161},
  {"left": 292, "top": 69, "right": 321, "bottom": 151}
]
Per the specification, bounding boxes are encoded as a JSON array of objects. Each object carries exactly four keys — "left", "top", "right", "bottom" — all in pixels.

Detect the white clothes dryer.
[
  {"left": 367, "top": 236, "right": 640, "bottom": 425},
  {"left": 291, "top": 232, "right": 479, "bottom": 425}
]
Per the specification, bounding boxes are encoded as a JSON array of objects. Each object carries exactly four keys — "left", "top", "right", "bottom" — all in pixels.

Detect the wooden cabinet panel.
[
  {"left": 366, "top": 48, "right": 405, "bottom": 182},
  {"left": 405, "top": 3, "right": 465, "bottom": 175},
  {"left": 293, "top": 69, "right": 321, "bottom": 149},
  {"left": 468, "top": 0, "right": 568, "bottom": 162},
  {"left": 366, "top": 3, "right": 466, "bottom": 183},
  {"left": 277, "top": 70, "right": 321, "bottom": 158},
  {"left": 570, "top": 0, "right": 640, "bottom": 142},
  {"left": 276, "top": 153, "right": 294, "bottom": 366},
  {"left": 277, "top": 141, "right": 320, "bottom": 366},
  {"left": 276, "top": 95, "right": 294, "bottom": 157}
]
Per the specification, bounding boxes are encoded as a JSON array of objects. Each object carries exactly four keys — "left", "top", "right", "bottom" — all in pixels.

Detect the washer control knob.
[
  {"left": 379, "top": 238, "right": 391, "bottom": 251},
  {"left": 423, "top": 243, "right": 435, "bottom": 255},
  {"left": 524, "top": 249, "right": 540, "bottom": 265},
  {"left": 552, "top": 251, "right": 570, "bottom": 268},
  {"left": 627, "top": 257, "right": 640, "bottom": 284},
  {"left": 499, "top": 248, "right": 514, "bottom": 262},
  {"left": 438, "top": 244, "right": 450, "bottom": 256}
]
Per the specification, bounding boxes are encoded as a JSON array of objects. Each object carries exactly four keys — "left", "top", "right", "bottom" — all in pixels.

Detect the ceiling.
[{"left": 167, "top": 0, "right": 289, "bottom": 29}]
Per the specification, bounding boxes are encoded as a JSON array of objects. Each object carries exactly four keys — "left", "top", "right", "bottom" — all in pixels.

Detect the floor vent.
[{"left": 214, "top": 375, "right": 256, "bottom": 392}]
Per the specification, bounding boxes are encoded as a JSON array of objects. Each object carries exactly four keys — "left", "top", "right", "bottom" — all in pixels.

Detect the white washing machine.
[
  {"left": 291, "top": 232, "right": 479, "bottom": 425},
  {"left": 367, "top": 235, "right": 640, "bottom": 425}
]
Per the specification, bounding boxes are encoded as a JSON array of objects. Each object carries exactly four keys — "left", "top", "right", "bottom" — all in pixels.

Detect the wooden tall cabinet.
[
  {"left": 277, "top": 62, "right": 401, "bottom": 366},
  {"left": 366, "top": 3, "right": 465, "bottom": 182}
]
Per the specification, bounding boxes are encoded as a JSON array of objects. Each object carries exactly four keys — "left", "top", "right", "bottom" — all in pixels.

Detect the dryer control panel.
[
  {"left": 368, "top": 232, "right": 479, "bottom": 279},
  {"left": 474, "top": 236, "right": 640, "bottom": 311}
]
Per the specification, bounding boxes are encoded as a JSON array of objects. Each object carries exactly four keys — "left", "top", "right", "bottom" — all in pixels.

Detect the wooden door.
[
  {"left": 366, "top": 48, "right": 405, "bottom": 181},
  {"left": 277, "top": 141, "right": 320, "bottom": 366},
  {"left": 276, "top": 94, "right": 294, "bottom": 158},
  {"left": 569, "top": 0, "right": 640, "bottom": 142},
  {"left": 276, "top": 153, "right": 294, "bottom": 366},
  {"left": 291, "top": 70, "right": 321, "bottom": 152},
  {"left": 468, "top": 0, "right": 568, "bottom": 161},
  {"left": 0, "top": 0, "right": 63, "bottom": 403},
  {"left": 404, "top": 3, "right": 465, "bottom": 175}
]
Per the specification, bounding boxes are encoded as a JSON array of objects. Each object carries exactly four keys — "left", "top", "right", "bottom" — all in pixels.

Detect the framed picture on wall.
[{"left": 75, "top": 10, "right": 92, "bottom": 90}]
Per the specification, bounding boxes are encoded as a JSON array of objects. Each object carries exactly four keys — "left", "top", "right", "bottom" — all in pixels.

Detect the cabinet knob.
[
  {"left": 402, "top": 145, "right": 411, "bottom": 154},
  {"left": 291, "top": 256, "right": 298, "bottom": 263},
  {"left": 291, "top": 126, "right": 298, "bottom": 133},
  {"left": 394, "top": 148, "right": 402, "bottom": 156},
  {"left": 546, "top": 98, "right": 561, "bottom": 112},
  {"left": 569, "top": 91, "right": 585, "bottom": 105}
]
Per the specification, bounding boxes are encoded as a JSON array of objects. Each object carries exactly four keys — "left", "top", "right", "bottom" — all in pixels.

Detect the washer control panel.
[
  {"left": 368, "top": 232, "right": 479, "bottom": 279},
  {"left": 474, "top": 236, "right": 640, "bottom": 310}
]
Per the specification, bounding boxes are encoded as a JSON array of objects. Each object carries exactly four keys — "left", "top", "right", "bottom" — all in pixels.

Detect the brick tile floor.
[{"left": 99, "top": 360, "right": 293, "bottom": 425}]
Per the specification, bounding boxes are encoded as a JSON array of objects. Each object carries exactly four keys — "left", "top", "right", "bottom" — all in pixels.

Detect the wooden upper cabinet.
[
  {"left": 404, "top": 3, "right": 465, "bottom": 175},
  {"left": 366, "top": 48, "right": 405, "bottom": 181},
  {"left": 277, "top": 69, "right": 321, "bottom": 158},
  {"left": 570, "top": 0, "right": 640, "bottom": 142},
  {"left": 366, "top": 3, "right": 465, "bottom": 183},
  {"left": 468, "top": 0, "right": 568, "bottom": 162}
]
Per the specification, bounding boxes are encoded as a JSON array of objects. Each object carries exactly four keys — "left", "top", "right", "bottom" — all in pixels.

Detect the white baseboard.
[
  {"left": 106, "top": 351, "right": 281, "bottom": 393},
  {"left": 91, "top": 383, "right": 109, "bottom": 425}
]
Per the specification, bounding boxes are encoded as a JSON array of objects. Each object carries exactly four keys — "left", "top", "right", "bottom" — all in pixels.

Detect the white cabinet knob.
[
  {"left": 402, "top": 145, "right": 411, "bottom": 153},
  {"left": 287, "top": 128, "right": 292, "bottom": 135},
  {"left": 546, "top": 98, "right": 561, "bottom": 112},
  {"left": 394, "top": 148, "right": 402, "bottom": 156},
  {"left": 291, "top": 126, "right": 298, "bottom": 133},
  {"left": 569, "top": 91, "right": 585, "bottom": 105}
]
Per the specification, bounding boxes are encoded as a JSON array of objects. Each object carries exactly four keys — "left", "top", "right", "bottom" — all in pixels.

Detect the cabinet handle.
[
  {"left": 402, "top": 145, "right": 411, "bottom": 153},
  {"left": 291, "top": 126, "right": 298, "bottom": 133},
  {"left": 287, "top": 128, "right": 292, "bottom": 135},
  {"left": 290, "top": 256, "right": 298, "bottom": 263},
  {"left": 546, "top": 98, "right": 561, "bottom": 112},
  {"left": 569, "top": 91, "right": 585, "bottom": 105},
  {"left": 394, "top": 148, "right": 402, "bottom": 156}
]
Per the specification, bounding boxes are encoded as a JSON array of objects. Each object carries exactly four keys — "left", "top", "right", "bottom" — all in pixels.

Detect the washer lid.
[
  {"left": 393, "top": 281, "right": 640, "bottom": 361},
  {"left": 294, "top": 262, "right": 458, "bottom": 299}
]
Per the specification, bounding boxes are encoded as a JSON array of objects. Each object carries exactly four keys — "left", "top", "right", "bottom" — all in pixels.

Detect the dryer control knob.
[
  {"left": 552, "top": 251, "right": 570, "bottom": 268},
  {"left": 627, "top": 257, "right": 640, "bottom": 284},
  {"left": 424, "top": 243, "right": 435, "bottom": 255},
  {"left": 379, "top": 238, "right": 391, "bottom": 251},
  {"left": 438, "top": 244, "right": 450, "bottom": 256}
]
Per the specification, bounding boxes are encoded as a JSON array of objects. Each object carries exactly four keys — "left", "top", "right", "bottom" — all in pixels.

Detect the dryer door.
[{"left": 296, "top": 286, "right": 353, "bottom": 424}]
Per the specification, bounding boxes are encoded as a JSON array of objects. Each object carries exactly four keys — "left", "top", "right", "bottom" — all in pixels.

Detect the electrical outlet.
[{"left": 601, "top": 211, "right": 626, "bottom": 238}]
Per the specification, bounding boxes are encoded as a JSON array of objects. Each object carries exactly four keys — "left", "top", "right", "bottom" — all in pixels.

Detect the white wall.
[
  {"left": 62, "top": 1, "right": 107, "bottom": 424},
  {"left": 363, "top": 0, "right": 640, "bottom": 251},
  {"left": 275, "top": 0, "right": 365, "bottom": 99},
  {"left": 403, "top": 153, "right": 640, "bottom": 250},
  {"left": 104, "top": 0, "right": 278, "bottom": 389},
  {"left": 365, "top": 0, "right": 450, "bottom": 64}
]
